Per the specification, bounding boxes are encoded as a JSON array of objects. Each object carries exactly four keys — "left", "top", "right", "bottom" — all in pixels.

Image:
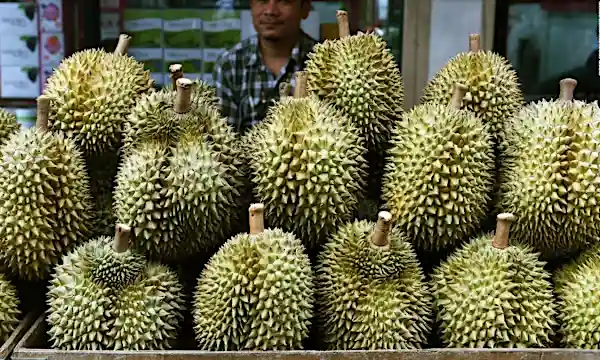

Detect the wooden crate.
[
  {"left": 12, "top": 314, "right": 600, "bottom": 360},
  {"left": 0, "top": 313, "right": 37, "bottom": 360}
]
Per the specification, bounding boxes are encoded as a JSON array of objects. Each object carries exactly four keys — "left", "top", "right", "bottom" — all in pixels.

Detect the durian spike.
[
  {"left": 370, "top": 211, "right": 393, "bottom": 247},
  {"left": 249, "top": 203, "right": 265, "bottom": 235},
  {"left": 114, "top": 34, "right": 132, "bottom": 55},
  {"left": 336, "top": 10, "right": 350, "bottom": 38},
  {"left": 294, "top": 71, "right": 308, "bottom": 98},
  {"left": 279, "top": 82, "right": 292, "bottom": 98},
  {"left": 559, "top": 78, "right": 577, "bottom": 101},
  {"left": 174, "top": 78, "right": 193, "bottom": 114},
  {"left": 492, "top": 213, "right": 515, "bottom": 249},
  {"left": 36, "top": 95, "right": 51, "bottom": 131},
  {"left": 469, "top": 34, "right": 480, "bottom": 52},
  {"left": 450, "top": 83, "right": 468, "bottom": 110},
  {"left": 114, "top": 224, "right": 132, "bottom": 253},
  {"left": 169, "top": 64, "right": 184, "bottom": 89}
]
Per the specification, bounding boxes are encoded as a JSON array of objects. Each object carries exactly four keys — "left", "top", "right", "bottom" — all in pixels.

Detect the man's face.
[{"left": 251, "top": 0, "right": 310, "bottom": 41}]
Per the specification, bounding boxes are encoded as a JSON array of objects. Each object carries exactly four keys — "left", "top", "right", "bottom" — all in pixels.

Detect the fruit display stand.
[
  {"left": 8, "top": 315, "right": 600, "bottom": 360},
  {"left": 0, "top": 312, "right": 37, "bottom": 360}
]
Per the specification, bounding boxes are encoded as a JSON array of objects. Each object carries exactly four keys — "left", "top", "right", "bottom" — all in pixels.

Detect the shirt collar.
[{"left": 246, "top": 30, "right": 314, "bottom": 68}]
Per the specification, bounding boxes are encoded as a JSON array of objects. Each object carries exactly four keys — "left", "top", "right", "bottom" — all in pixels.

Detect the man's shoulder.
[{"left": 216, "top": 35, "right": 259, "bottom": 65}]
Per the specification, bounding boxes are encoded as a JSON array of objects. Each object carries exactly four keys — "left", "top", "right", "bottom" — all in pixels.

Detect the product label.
[
  {"left": 0, "top": 3, "right": 38, "bottom": 36},
  {"left": 0, "top": 66, "right": 40, "bottom": 98},
  {"left": 0, "top": 35, "right": 39, "bottom": 67},
  {"left": 203, "top": 18, "right": 241, "bottom": 32},
  {"left": 164, "top": 49, "right": 203, "bottom": 61},
  {"left": 39, "top": 0, "right": 63, "bottom": 33},
  {"left": 164, "top": 18, "right": 202, "bottom": 31}
]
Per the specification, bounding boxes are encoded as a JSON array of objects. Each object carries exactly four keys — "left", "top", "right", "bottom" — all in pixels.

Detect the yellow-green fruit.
[
  {"left": 421, "top": 36, "right": 523, "bottom": 145},
  {"left": 497, "top": 79, "right": 600, "bottom": 257},
  {"left": 315, "top": 212, "right": 432, "bottom": 350},
  {"left": 431, "top": 214, "right": 556, "bottom": 348},
  {"left": 43, "top": 48, "right": 152, "bottom": 156},
  {"left": 0, "top": 128, "right": 94, "bottom": 280},
  {"left": 114, "top": 80, "right": 244, "bottom": 261},
  {"left": 193, "top": 204, "right": 314, "bottom": 351},
  {"left": 0, "top": 273, "right": 21, "bottom": 344},
  {"left": 381, "top": 91, "right": 495, "bottom": 251},
  {"left": 245, "top": 80, "right": 368, "bottom": 250},
  {"left": 554, "top": 245, "right": 600, "bottom": 348},
  {"left": 0, "top": 109, "right": 20, "bottom": 145},
  {"left": 91, "top": 192, "right": 117, "bottom": 238},
  {"left": 46, "top": 233, "right": 185, "bottom": 350},
  {"left": 162, "top": 76, "right": 218, "bottom": 108},
  {"left": 305, "top": 31, "right": 403, "bottom": 153}
]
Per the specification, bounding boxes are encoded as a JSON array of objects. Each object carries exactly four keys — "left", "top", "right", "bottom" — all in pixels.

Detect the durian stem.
[
  {"left": 370, "top": 211, "right": 393, "bottom": 247},
  {"left": 469, "top": 34, "right": 480, "bottom": 52},
  {"left": 279, "top": 82, "right": 292, "bottom": 98},
  {"left": 492, "top": 213, "right": 515, "bottom": 249},
  {"left": 294, "top": 71, "right": 308, "bottom": 98},
  {"left": 450, "top": 83, "right": 468, "bottom": 110},
  {"left": 169, "top": 64, "right": 184, "bottom": 89},
  {"left": 36, "top": 95, "right": 51, "bottom": 131},
  {"left": 114, "top": 224, "right": 132, "bottom": 253},
  {"left": 336, "top": 10, "right": 350, "bottom": 38},
  {"left": 559, "top": 78, "right": 577, "bottom": 101},
  {"left": 174, "top": 78, "right": 193, "bottom": 114},
  {"left": 249, "top": 203, "right": 265, "bottom": 235},
  {"left": 114, "top": 34, "right": 132, "bottom": 55}
]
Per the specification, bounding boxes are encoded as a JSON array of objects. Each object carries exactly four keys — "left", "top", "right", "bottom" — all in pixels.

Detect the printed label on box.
[
  {"left": 0, "top": 35, "right": 40, "bottom": 67},
  {"left": 0, "top": 3, "right": 38, "bottom": 36},
  {"left": 1, "top": 66, "right": 40, "bottom": 98},
  {"left": 40, "top": 33, "right": 64, "bottom": 65},
  {"left": 124, "top": 10, "right": 163, "bottom": 48},
  {"left": 39, "top": 0, "right": 63, "bottom": 33},
  {"left": 163, "top": 10, "right": 203, "bottom": 49}
]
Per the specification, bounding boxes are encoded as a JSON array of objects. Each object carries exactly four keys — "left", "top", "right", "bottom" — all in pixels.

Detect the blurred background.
[{"left": 0, "top": 0, "right": 596, "bottom": 127}]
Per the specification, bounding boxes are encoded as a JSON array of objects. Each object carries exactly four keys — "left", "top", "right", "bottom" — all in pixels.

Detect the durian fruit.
[
  {"left": 421, "top": 33, "right": 523, "bottom": 146},
  {"left": 114, "top": 78, "right": 244, "bottom": 261},
  {"left": 431, "top": 213, "right": 556, "bottom": 348},
  {"left": 304, "top": 10, "right": 403, "bottom": 154},
  {"left": 193, "top": 203, "right": 314, "bottom": 351},
  {"left": 497, "top": 78, "right": 600, "bottom": 258},
  {"left": 314, "top": 211, "right": 432, "bottom": 350},
  {"left": 244, "top": 71, "right": 368, "bottom": 251},
  {"left": 0, "top": 108, "right": 20, "bottom": 144},
  {"left": 554, "top": 245, "right": 600, "bottom": 348},
  {"left": 0, "top": 96, "right": 94, "bottom": 281},
  {"left": 43, "top": 34, "right": 153, "bottom": 156},
  {"left": 46, "top": 224, "right": 186, "bottom": 350},
  {"left": 0, "top": 273, "right": 21, "bottom": 344},
  {"left": 163, "top": 64, "right": 218, "bottom": 107},
  {"left": 381, "top": 83, "right": 495, "bottom": 251}
]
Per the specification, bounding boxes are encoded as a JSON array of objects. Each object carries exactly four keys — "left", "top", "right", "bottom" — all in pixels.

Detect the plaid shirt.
[{"left": 212, "top": 31, "right": 318, "bottom": 134}]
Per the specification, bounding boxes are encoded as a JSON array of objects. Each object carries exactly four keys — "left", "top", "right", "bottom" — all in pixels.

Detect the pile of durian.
[{"left": 1, "top": 9, "right": 600, "bottom": 353}]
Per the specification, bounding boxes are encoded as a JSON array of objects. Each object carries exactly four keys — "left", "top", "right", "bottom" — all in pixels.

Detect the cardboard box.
[
  {"left": 0, "top": 35, "right": 39, "bottom": 67},
  {"left": 0, "top": 66, "right": 40, "bottom": 98},
  {"left": 163, "top": 9, "right": 203, "bottom": 48}
]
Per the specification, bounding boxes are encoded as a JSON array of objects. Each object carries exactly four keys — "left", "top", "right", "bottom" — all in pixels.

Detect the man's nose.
[{"left": 263, "top": 0, "right": 280, "bottom": 14}]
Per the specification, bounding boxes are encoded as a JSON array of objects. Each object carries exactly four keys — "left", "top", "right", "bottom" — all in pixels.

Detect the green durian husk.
[
  {"left": 381, "top": 102, "right": 495, "bottom": 252},
  {"left": 314, "top": 218, "right": 432, "bottom": 350},
  {"left": 43, "top": 49, "right": 153, "bottom": 157},
  {"left": 46, "top": 236, "right": 186, "bottom": 350},
  {"left": 497, "top": 99, "right": 600, "bottom": 258},
  {"left": 0, "top": 128, "right": 94, "bottom": 281},
  {"left": 430, "top": 231, "right": 557, "bottom": 348},
  {"left": 554, "top": 245, "right": 600, "bottom": 349},
  {"left": 193, "top": 227, "right": 314, "bottom": 351},
  {"left": 244, "top": 94, "right": 368, "bottom": 252},
  {"left": 0, "top": 108, "right": 20, "bottom": 145},
  {"left": 0, "top": 273, "right": 21, "bottom": 344}
]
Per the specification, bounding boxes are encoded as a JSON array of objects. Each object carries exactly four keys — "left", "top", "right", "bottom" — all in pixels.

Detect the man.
[{"left": 212, "top": 0, "right": 316, "bottom": 134}]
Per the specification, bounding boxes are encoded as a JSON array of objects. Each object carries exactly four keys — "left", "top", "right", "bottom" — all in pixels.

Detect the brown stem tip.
[
  {"left": 114, "top": 34, "right": 132, "bottom": 55},
  {"left": 36, "top": 95, "right": 51, "bottom": 131},
  {"left": 559, "top": 78, "right": 577, "bottom": 101},
  {"left": 169, "top": 64, "right": 184, "bottom": 88},
  {"left": 492, "top": 213, "right": 515, "bottom": 249},
  {"left": 336, "top": 10, "right": 350, "bottom": 38},
  {"left": 371, "top": 211, "right": 393, "bottom": 247},
  {"left": 294, "top": 71, "right": 308, "bottom": 98},
  {"left": 450, "top": 83, "right": 468, "bottom": 110},
  {"left": 469, "top": 33, "right": 481, "bottom": 52},
  {"left": 114, "top": 224, "right": 132, "bottom": 253},
  {"left": 174, "top": 78, "right": 193, "bottom": 114},
  {"left": 249, "top": 203, "right": 265, "bottom": 235}
]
